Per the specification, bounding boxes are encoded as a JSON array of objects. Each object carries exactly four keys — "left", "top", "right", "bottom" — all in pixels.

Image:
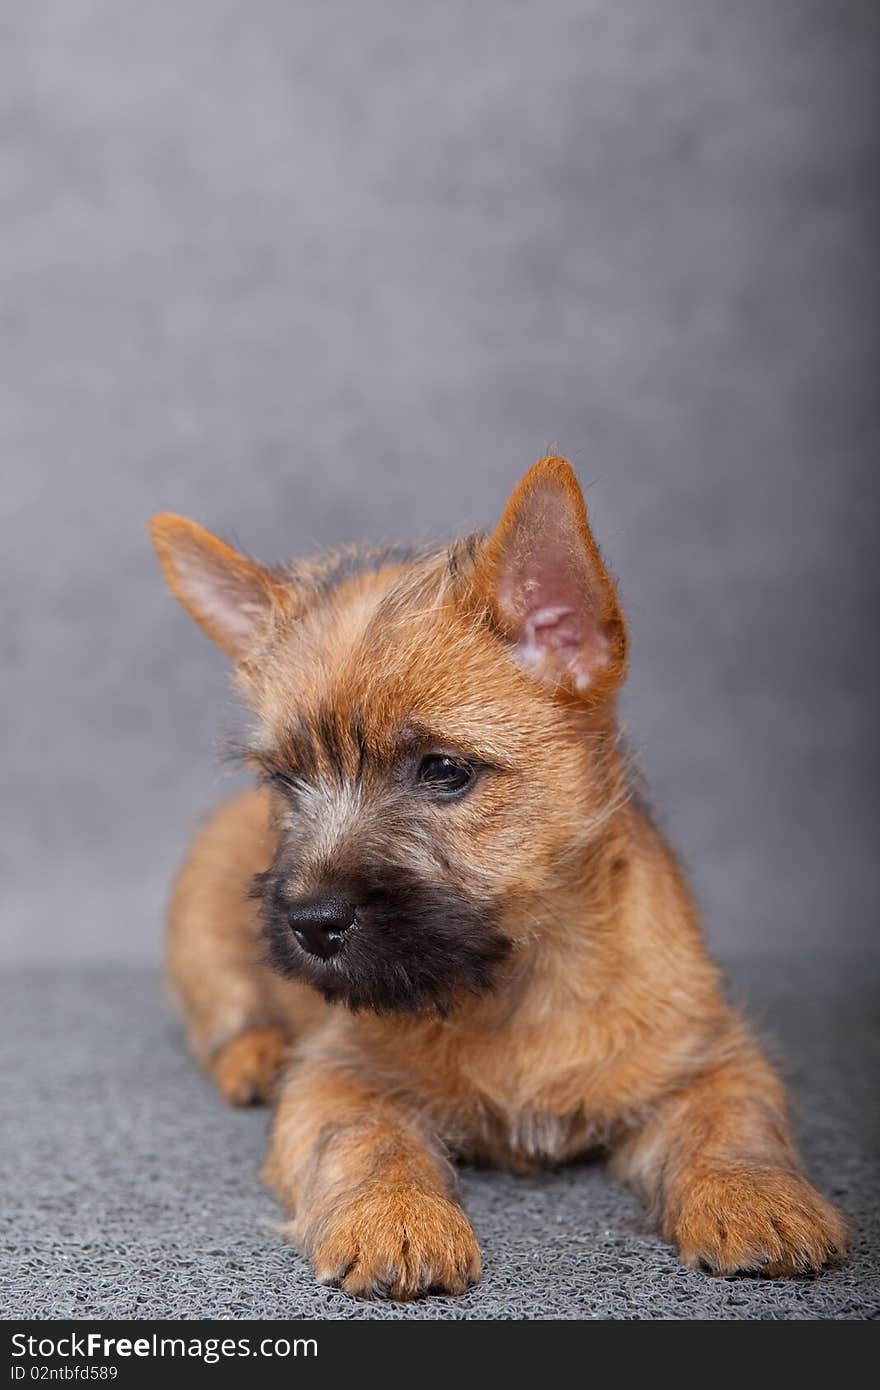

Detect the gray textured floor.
[{"left": 1, "top": 957, "right": 877, "bottom": 1320}]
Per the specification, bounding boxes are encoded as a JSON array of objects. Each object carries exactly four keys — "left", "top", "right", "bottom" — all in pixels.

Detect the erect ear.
[
  {"left": 474, "top": 457, "right": 626, "bottom": 697},
  {"left": 149, "top": 514, "right": 289, "bottom": 660}
]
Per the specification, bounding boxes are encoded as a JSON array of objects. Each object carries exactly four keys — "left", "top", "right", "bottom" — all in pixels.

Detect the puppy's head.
[{"left": 151, "top": 457, "right": 627, "bottom": 1014}]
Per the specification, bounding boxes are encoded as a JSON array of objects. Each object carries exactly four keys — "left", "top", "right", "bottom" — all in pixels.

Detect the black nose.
[{"left": 288, "top": 895, "right": 356, "bottom": 960}]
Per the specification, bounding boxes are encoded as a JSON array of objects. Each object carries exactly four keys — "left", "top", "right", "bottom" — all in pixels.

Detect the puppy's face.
[{"left": 151, "top": 458, "right": 627, "bottom": 1013}]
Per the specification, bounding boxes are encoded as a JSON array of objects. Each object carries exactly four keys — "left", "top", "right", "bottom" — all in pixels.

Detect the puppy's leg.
[
  {"left": 167, "top": 788, "right": 304, "bottom": 1106},
  {"left": 264, "top": 1057, "right": 480, "bottom": 1300},
  {"left": 207, "top": 1027, "right": 290, "bottom": 1107},
  {"left": 611, "top": 1034, "right": 850, "bottom": 1277}
]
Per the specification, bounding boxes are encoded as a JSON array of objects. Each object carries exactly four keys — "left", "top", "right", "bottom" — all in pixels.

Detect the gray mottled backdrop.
[{"left": 2, "top": 0, "right": 878, "bottom": 965}]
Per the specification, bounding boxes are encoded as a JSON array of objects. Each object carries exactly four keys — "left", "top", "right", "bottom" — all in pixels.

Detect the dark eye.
[{"left": 417, "top": 755, "right": 474, "bottom": 796}]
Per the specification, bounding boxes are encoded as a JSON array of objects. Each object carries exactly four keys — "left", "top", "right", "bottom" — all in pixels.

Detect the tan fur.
[
  {"left": 154, "top": 458, "right": 849, "bottom": 1299},
  {"left": 212, "top": 1026, "right": 290, "bottom": 1106}
]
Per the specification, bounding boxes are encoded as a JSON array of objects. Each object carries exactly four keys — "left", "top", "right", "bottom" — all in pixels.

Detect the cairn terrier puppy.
[{"left": 150, "top": 457, "right": 848, "bottom": 1299}]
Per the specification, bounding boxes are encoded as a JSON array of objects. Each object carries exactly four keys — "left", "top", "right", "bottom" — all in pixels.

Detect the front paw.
[
  {"left": 311, "top": 1185, "right": 481, "bottom": 1300},
  {"left": 669, "top": 1165, "right": 850, "bottom": 1277},
  {"left": 211, "top": 1027, "right": 289, "bottom": 1106}
]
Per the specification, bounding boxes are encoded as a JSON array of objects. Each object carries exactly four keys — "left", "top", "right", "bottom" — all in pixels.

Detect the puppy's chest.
[
  {"left": 461, "top": 1103, "right": 603, "bottom": 1172},
  {"left": 432, "top": 1018, "right": 633, "bottom": 1168},
  {"left": 445, "top": 1064, "right": 618, "bottom": 1172},
  {"left": 401, "top": 1010, "right": 646, "bottom": 1171}
]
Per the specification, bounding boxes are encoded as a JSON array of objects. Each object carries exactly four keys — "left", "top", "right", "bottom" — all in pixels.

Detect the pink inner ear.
[
  {"left": 521, "top": 604, "right": 583, "bottom": 660},
  {"left": 503, "top": 548, "right": 611, "bottom": 692},
  {"left": 518, "top": 602, "right": 610, "bottom": 691},
  {"left": 172, "top": 542, "right": 272, "bottom": 653}
]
